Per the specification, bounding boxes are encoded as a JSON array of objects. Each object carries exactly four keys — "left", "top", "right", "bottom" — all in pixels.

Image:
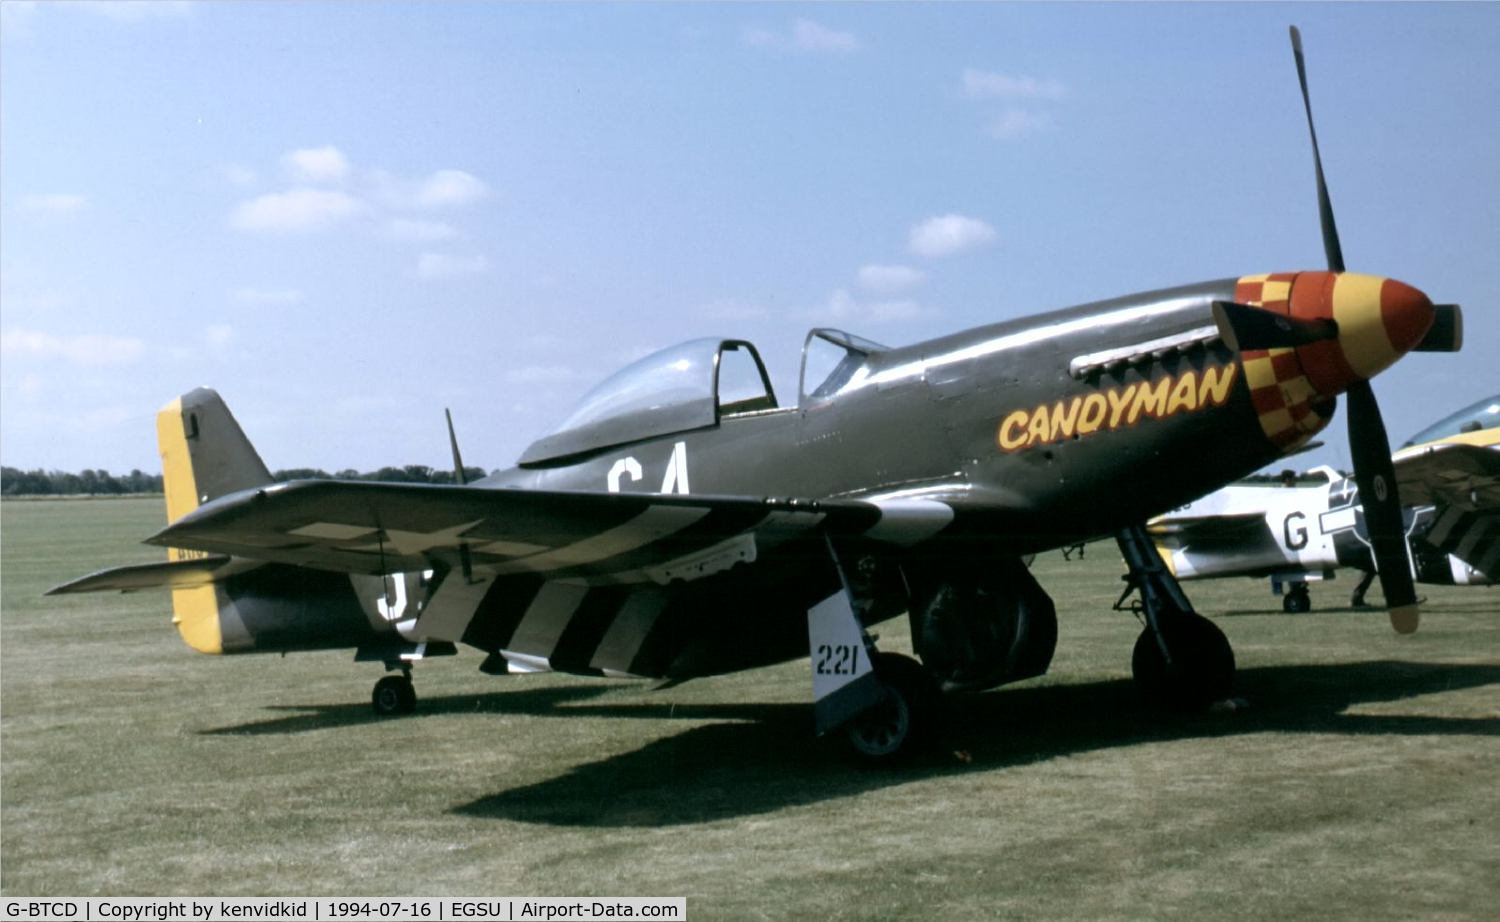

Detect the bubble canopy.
[
  {"left": 518, "top": 338, "right": 776, "bottom": 465},
  {"left": 1400, "top": 394, "right": 1500, "bottom": 448}
]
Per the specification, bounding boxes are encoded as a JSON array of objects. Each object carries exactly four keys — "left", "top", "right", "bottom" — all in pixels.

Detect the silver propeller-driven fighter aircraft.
[{"left": 50, "top": 28, "right": 1464, "bottom": 762}]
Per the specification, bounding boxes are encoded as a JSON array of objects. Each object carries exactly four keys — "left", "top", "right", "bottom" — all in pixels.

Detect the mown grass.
[{"left": 3, "top": 497, "right": 1497, "bottom": 918}]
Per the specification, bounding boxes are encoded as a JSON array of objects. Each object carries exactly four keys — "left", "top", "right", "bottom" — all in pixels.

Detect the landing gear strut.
[
  {"left": 809, "top": 537, "right": 945, "bottom": 765},
  {"left": 1116, "top": 524, "right": 1235, "bottom": 711}
]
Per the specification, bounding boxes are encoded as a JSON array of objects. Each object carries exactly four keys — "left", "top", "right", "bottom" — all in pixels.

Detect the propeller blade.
[
  {"left": 1345, "top": 381, "right": 1420, "bottom": 632},
  {"left": 1413, "top": 304, "right": 1463, "bottom": 352},
  {"left": 1212, "top": 300, "right": 1339, "bottom": 352},
  {"left": 1290, "top": 25, "right": 1346, "bottom": 273}
]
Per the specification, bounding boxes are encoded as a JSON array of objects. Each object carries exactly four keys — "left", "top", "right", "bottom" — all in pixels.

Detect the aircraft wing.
[
  {"left": 1148, "top": 511, "right": 1267, "bottom": 549},
  {"left": 147, "top": 480, "right": 955, "bottom": 584},
  {"left": 1145, "top": 511, "right": 1308, "bottom": 579},
  {"left": 1392, "top": 442, "right": 1500, "bottom": 511},
  {"left": 1392, "top": 442, "right": 1500, "bottom": 578}
]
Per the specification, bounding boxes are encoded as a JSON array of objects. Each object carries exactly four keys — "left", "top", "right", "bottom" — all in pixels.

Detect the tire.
[
  {"left": 1283, "top": 590, "right": 1311, "bottom": 614},
  {"left": 1132, "top": 612, "right": 1235, "bottom": 712},
  {"left": 843, "top": 652, "right": 943, "bottom": 764},
  {"left": 372, "top": 674, "right": 417, "bottom": 716}
]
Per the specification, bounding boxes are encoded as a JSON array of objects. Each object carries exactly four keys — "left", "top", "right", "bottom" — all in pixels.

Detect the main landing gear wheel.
[
  {"left": 372, "top": 674, "right": 417, "bottom": 716},
  {"left": 1132, "top": 612, "right": 1235, "bottom": 713},
  {"left": 843, "top": 652, "right": 943, "bottom": 765},
  {"left": 1283, "top": 586, "right": 1312, "bottom": 614}
]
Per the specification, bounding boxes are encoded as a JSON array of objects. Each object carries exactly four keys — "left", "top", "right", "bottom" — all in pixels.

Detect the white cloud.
[
  {"left": 962, "top": 70, "right": 1063, "bottom": 142},
  {"left": 985, "top": 107, "right": 1052, "bottom": 141},
  {"left": 802, "top": 289, "right": 939, "bottom": 326},
  {"left": 791, "top": 19, "right": 858, "bottom": 53},
  {"left": 22, "top": 194, "right": 86, "bottom": 216},
  {"left": 230, "top": 188, "right": 363, "bottom": 233},
  {"left": 73, "top": 1, "right": 193, "bottom": 22},
  {"left": 417, "top": 253, "right": 489, "bottom": 280},
  {"left": 909, "top": 215, "right": 997, "bottom": 258},
  {"left": 1, "top": 329, "right": 145, "bottom": 365},
  {"left": 282, "top": 146, "right": 351, "bottom": 184},
  {"left": 228, "top": 150, "right": 491, "bottom": 277},
  {"left": 231, "top": 287, "right": 303, "bottom": 306},
  {"left": 230, "top": 154, "right": 488, "bottom": 231},
  {"left": 413, "top": 170, "right": 489, "bottom": 208},
  {"left": 4, "top": 0, "right": 191, "bottom": 40},
  {"left": 384, "top": 218, "right": 460, "bottom": 243},
  {"left": 857, "top": 264, "right": 925, "bottom": 295},
  {"left": 205, "top": 324, "right": 234, "bottom": 346},
  {"left": 744, "top": 19, "right": 859, "bottom": 54},
  {"left": 962, "top": 69, "right": 1065, "bottom": 100}
]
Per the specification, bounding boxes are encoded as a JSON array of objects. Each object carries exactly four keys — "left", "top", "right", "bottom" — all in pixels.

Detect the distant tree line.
[
  {"left": 1, "top": 468, "right": 164, "bottom": 496},
  {"left": 1, "top": 465, "right": 491, "bottom": 497},
  {"left": 272, "top": 465, "right": 490, "bottom": 485}
]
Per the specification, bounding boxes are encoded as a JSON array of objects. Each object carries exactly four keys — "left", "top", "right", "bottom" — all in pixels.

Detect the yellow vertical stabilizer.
[{"left": 156, "top": 395, "right": 221, "bottom": 654}]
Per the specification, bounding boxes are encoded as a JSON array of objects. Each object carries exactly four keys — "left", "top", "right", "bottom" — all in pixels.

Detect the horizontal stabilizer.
[{"left": 46, "top": 555, "right": 234, "bottom": 595}]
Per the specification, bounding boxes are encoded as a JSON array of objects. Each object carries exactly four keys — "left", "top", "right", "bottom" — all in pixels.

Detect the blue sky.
[{"left": 3, "top": 2, "right": 1497, "bottom": 477}]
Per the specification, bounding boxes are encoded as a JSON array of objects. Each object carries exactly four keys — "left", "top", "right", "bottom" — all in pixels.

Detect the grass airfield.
[{"left": 3, "top": 496, "right": 1497, "bottom": 917}]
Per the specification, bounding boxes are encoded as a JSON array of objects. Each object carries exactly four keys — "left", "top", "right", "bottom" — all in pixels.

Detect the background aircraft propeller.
[{"left": 1290, "top": 25, "right": 1420, "bottom": 632}]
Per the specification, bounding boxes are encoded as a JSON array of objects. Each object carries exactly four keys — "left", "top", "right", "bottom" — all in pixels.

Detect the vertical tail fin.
[
  {"left": 157, "top": 387, "right": 273, "bottom": 528},
  {"left": 156, "top": 388, "right": 273, "bottom": 653}
]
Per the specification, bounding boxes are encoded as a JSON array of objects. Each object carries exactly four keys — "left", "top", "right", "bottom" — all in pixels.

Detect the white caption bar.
[{"left": 0, "top": 899, "right": 686, "bottom": 922}]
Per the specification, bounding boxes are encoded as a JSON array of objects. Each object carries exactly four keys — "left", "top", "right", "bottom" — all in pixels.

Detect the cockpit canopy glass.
[
  {"left": 800, "top": 328, "right": 889, "bottom": 403},
  {"left": 518, "top": 337, "right": 776, "bottom": 465},
  {"left": 1401, "top": 394, "right": 1500, "bottom": 448}
]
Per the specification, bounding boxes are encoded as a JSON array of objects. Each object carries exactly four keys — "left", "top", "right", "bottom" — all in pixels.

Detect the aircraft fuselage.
[{"left": 487, "top": 278, "right": 1288, "bottom": 557}]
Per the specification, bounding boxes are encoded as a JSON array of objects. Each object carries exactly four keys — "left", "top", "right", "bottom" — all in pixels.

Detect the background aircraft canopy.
[{"left": 1401, "top": 395, "right": 1500, "bottom": 448}]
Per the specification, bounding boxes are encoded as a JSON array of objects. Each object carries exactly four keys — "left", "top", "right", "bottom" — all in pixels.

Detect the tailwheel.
[
  {"left": 843, "top": 652, "right": 943, "bottom": 764},
  {"left": 1132, "top": 612, "right": 1235, "bottom": 713},
  {"left": 372, "top": 673, "right": 417, "bottom": 716}
]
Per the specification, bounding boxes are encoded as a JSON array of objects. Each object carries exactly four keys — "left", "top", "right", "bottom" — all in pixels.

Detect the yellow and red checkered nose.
[{"left": 1234, "top": 271, "right": 1437, "bottom": 449}]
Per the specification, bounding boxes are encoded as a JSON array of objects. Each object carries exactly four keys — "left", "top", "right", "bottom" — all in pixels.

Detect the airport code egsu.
[{"left": 997, "top": 364, "right": 1239, "bottom": 451}]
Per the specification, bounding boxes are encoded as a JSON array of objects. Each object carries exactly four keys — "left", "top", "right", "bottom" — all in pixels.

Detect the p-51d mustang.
[
  {"left": 1152, "top": 395, "right": 1498, "bottom": 613},
  {"left": 50, "top": 29, "right": 1464, "bottom": 762}
]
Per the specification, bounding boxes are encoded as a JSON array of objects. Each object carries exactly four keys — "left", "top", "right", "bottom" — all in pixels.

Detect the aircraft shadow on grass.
[{"left": 200, "top": 660, "right": 1499, "bottom": 828}]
